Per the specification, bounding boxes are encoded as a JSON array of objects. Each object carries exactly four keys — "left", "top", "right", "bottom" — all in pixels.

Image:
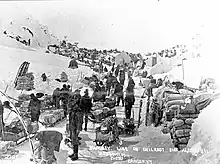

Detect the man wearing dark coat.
[
  {"left": 60, "top": 84, "right": 70, "bottom": 117},
  {"left": 67, "top": 89, "right": 83, "bottom": 161},
  {"left": 127, "top": 74, "right": 135, "bottom": 90},
  {"left": 28, "top": 94, "right": 41, "bottom": 122},
  {"left": 114, "top": 82, "right": 124, "bottom": 106},
  {"left": 119, "top": 69, "right": 126, "bottom": 86},
  {"left": 52, "top": 88, "right": 60, "bottom": 109},
  {"left": 124, "top": 87, "right": 135, "bottom": 119},
  {"left": 80, "top": 89, "right": 92, "bottom": 131}
]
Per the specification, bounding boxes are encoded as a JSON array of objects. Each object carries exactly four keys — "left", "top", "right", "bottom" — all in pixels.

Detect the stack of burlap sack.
[
  {"left": 161, "top": 90, "right": 200, "bottom": 150},
  {"left": 16, "top": 72, "right": 35, "bottom": 91},
  {"left": 40, "top": 109, "right": 64, "bottom": 126}
]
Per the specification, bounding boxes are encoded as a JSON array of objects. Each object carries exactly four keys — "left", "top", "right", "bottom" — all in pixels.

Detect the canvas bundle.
[{"left": 16, "top": 76, "right": 34, "bottom": 91}]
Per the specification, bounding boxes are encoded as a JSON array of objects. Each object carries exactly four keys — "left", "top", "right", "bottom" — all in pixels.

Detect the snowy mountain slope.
[
  {"left": 0, "top": 45, "right": 93, "bottom": 99},
  {"left": 0, "top": 6, "right": 59, "bottom": 51}
]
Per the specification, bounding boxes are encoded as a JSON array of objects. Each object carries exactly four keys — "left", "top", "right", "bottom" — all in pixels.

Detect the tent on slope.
[
  {"left": 149, "top": 58, "right": 172, "bottom": 75},
  {"left": 68, "top": 59, "right": 78, "bottom": 69},
  {"left": 115, "top": 51, "right": 132, "bottom": 66}
]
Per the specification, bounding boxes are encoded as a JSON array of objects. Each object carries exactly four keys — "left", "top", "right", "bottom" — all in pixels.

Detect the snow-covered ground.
[{"left": 0, "top": 45, "right": 93, "bottom": 100}]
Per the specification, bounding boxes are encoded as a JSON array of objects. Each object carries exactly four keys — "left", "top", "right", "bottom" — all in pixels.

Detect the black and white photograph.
[{"left": 0, "top": 0, "right": 219, "bottom": 163}]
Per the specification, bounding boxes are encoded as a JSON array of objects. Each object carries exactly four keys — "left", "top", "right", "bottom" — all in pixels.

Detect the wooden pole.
[{"left": 182, "top": 59, "right": 185, "bottom": 81}]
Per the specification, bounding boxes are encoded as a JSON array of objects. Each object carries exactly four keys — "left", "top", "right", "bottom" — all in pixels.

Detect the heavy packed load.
[
  {"left": 40, "top": 95, "right": 54, "bottom": 110},
  {"left": 40, "top": 109, "right": 64, "bottom": 127},
  {"left": 0, "top": 141, "right": 18, "bottom": 159},
  {"left": 16, "top": 73, "right": 35, "bottom": 91},
  {"left": 3, "top": 118, "right": 31, "bottom": 143},
  {"left": 94, "top": 116, "right": 120, "bottom": 147},
  {"left": 118, "top": 118, "right": 136, "bottom": 135},
  {"left": 104, "top": 97, "right": 116, "bottom": 109},
  {"left": 151, "top": 84, "right": 213, "bottom": 150},
  {"left": 90, "top": 106, "right": 116, "bottom": 123}
]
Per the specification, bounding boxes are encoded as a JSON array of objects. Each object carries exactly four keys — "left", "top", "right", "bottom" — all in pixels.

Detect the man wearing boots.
[
  {"left": 124, "top": 86, "right": 135, "bottom": 119},
  {"left": 114, "top": 82, "right": 124, "bottom": 106},
  {"left": 80, "top": 89, "right": 92, "bottom": 131},
  {"left": 68, "top": 89, "right": 83, "bottom": 161}
]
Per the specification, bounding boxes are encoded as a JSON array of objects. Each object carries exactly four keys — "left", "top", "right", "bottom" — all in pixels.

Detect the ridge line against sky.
[{"left": 0, "top": 0, "right": 219, "bottom": 54}]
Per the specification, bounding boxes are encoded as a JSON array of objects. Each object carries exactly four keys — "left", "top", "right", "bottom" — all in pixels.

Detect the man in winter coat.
[
  {"left": 99, "top": 81, "right": 106, "bottom": 102},
  {"left": 80, "top": 89, "right": 92, "bottom": 131},
  {"left": 114, "top": 82, "right": 124, "bottom": 106},
  {"left": 106, "top": 72, "right": 113, "bottom": 96},
  {"left": 111, "top": 63, "right": 115, "bottom": 72},
  {"left": 124, "top": 87, "right": 135, "bottom": 119},
  {"left": 119, "top": 69, "right": 126, "bottom": 86},
  {"left": 127, "top": 74, "right": 135, "bottom": 91},
  {"left": 67, "top": 89, "right": 83, "bottom": 161},
  {"left": 28, "top": 94, "right": 41, "bottom": 122},
  {"left": 33, "top": 130, "right": 63, "bottom": 164},
  {"left": 115, "top": 65, "right": 120, "bottom": 77},
  {"left": 52, "top": 88, "right": 60, "bottom": 109},
  {"left": 92, "top": 86, "right": 102, "bottom": 102},
  {"left": 60, "top": 84, "right": 70, "bottom": 117}
]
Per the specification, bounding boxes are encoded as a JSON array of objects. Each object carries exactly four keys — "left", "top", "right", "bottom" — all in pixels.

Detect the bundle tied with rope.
[{"left": 16, "top": 72, "right": 35, "bottom": 91}]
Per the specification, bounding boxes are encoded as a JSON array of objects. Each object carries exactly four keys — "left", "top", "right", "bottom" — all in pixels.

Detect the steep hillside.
[
  {"left": 0, "top": 8, "right": 59, "bottom": 50},
  {"left": 0, "top": 45, "right": 93, "bottom": 100}
]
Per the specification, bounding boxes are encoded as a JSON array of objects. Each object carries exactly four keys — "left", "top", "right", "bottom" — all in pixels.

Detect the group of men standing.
[
  {"left": 109, "top": 65, "right": 136, "bottom": 119},
  {"left": 51, "top": 84, "right": 92, "bottom": 161}
]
